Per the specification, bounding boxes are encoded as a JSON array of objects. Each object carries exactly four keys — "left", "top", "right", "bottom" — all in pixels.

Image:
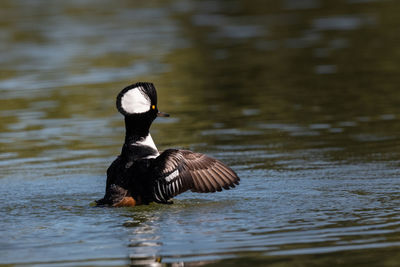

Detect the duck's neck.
[
  {"left": 122, "top": 116, "right": 159, "bottom": 158},
  {"left": 123, "top": 116, "right": 152, "bottom": 144}
]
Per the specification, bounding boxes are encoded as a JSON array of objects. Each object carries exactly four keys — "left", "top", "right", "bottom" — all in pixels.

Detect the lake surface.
[{"left": 1, "top": 0, "right": 400, "bottom": 266}]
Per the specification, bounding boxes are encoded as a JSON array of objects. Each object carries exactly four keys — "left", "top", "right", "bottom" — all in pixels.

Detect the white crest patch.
[{"left": 120, "top": 87, "right": 150, "bottom": 114}]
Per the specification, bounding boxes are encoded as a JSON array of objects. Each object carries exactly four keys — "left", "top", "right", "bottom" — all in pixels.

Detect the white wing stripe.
[
  {"left": 157, "top": 182, "right": 165, "bottom": 201},
  {"left": 168, "top": 184, "right": 173, "bottom": 196},
  {"left": 165, "top": 169, "right": 179, "bottom": 182},
  {"left": 154, "top": 193, "right": 161, "bottom": 202},
  {"left": 172, "top": 181, "right": 176, "bottom": 194},
  {"left": 175, "top": 180, "right": 180, "bottom": 194}
]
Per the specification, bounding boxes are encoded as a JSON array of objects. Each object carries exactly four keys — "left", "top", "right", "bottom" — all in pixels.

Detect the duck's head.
[
  {"left": 117, "top": 82, "right": 169, "bottom": 118},
  {"left": 116, "top": 82, "right": 169, "bottom": 137}
]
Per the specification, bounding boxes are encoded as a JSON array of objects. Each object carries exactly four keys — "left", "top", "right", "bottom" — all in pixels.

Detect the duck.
[{"left": 96, "top": 82, "right": 240, "bottom": 207}]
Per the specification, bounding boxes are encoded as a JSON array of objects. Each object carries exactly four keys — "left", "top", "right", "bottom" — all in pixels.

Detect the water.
[{"left": 1, "top": 0, "right": 400, "bottom": 266}]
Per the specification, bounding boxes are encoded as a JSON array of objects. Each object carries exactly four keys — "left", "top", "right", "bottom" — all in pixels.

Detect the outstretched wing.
[{"left": 150, "top": 149, "right": 239, "bottom": 203}]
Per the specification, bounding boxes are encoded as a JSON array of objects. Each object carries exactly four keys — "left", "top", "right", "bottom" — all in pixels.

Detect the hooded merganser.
[{"left": 96, "top": 82, "right": 239, "bottom": 207}]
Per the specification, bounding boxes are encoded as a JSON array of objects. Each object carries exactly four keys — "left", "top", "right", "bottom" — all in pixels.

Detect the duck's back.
[{"left": 97, "top": 154, "right": 154, "bottom": 206}]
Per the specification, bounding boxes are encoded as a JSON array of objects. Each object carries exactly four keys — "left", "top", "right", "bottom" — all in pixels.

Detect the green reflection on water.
[{"left": 1, "top": 0, "right": 400, "bottom": 266}]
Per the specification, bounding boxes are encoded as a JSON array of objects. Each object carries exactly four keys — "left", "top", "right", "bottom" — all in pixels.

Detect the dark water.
[{"left": 1, "top": 0, "right": 400, "bottom": 266}]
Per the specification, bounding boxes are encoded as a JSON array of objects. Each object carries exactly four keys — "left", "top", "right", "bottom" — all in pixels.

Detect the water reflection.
[{"left": 1, "top": 0, "right": 400, "bottom": 266}]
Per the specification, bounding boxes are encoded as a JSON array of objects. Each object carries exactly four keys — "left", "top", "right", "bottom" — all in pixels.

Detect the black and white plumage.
[
  {"left": 96, "top": 82, "right": 239, "bottom": 207},
  {"left": 151, "top": 149, "right": 239, "bottom": 203}
]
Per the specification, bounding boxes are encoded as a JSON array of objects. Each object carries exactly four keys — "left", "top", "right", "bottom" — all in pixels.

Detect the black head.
[
  {"left": 116, "top": 82, "right": 169, "bottom": 139},
  {"left": 117, "top": 82, "right": 169, "bottom": 117},
  {"left": 117, "top": 82, "right": 157, "bottom": 116}
]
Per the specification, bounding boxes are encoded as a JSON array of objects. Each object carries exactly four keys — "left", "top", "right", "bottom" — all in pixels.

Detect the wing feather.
[
  {"left": 150, "top": 149, "right": 240, "bottom": 203},
  {"left": 204, "top": 169, "right": 223, "bottom": 192},
  {"left": 212, "top": 164, "right": 233, "bottom": 187},
  {"left": 199, "top": 169, "right": 218, "bottom": 192},
  {"left": 191, "top": 171, "right": 207, "bottom": 192},
  {"left": 197, "top": 169, "right": 215, "bottom": 192}
]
